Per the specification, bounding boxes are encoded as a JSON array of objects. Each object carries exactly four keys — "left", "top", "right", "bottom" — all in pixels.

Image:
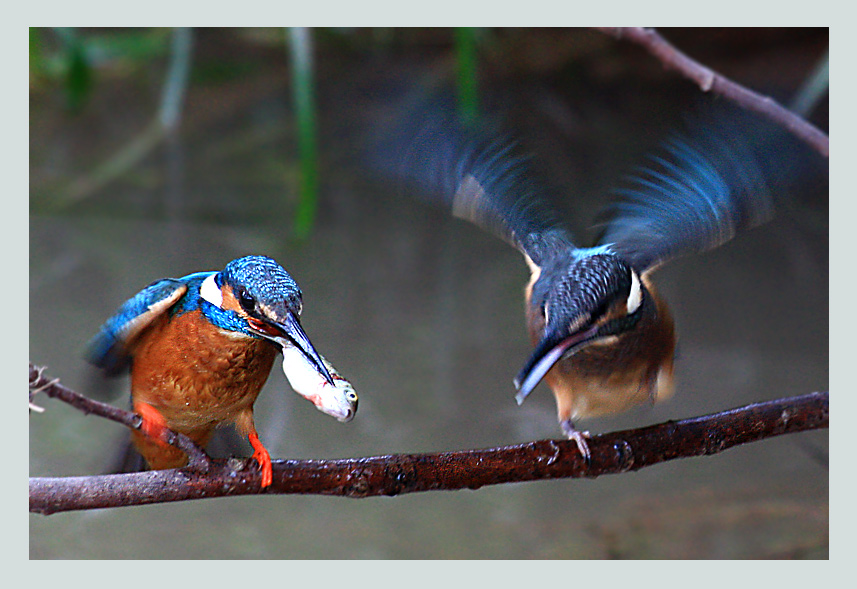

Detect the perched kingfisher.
[
  {"left": 387, "top": 107, "right": 814, "bottom": 458},
  {"left": 87, "top": 255, "right": 358, "bottom": 487}
]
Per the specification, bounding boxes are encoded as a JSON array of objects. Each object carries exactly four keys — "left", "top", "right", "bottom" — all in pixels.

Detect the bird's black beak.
[
  {"left": 249, "top": 311, "right": 336, "bottom": 387},
  {"left": 513, "top": 323, "right": 601, "bottom": 405}
]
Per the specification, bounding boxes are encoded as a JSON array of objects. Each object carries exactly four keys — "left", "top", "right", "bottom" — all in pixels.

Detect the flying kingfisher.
[
  {"left": 87, "top": 255, "right": 358, "bottom": 487},
  {"left": 386, "top": 107, "right": 817, "bottom": 459}
]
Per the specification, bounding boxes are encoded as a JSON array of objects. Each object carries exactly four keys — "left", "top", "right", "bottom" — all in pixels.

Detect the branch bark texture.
[
  {"left": 596, "top": 27, "right": 829, "bottom": 158},
  {"left": 30, "top": 360, "right": 828, "bottom": 514}
]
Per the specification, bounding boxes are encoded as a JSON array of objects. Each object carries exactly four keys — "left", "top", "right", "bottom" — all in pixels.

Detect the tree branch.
[
  {"left": 29, "top": 363, "right": 210, "bottom": 471},
  {"left": 595, "top": 27, "right": 829, "bottom": 158},
  {"left": 29, "top": 363, "right": 827, "bottom": 515}
]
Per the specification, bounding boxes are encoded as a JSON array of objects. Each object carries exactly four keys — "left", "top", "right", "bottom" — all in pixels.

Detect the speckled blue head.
[{"left": 218, "top": 255, "right": 303, "bottom": 322}]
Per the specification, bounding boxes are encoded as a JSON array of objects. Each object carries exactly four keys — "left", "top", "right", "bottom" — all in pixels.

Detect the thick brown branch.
[
  {"left": 596, "top": 27, "right": 829, "bottom": 158},
  {"left": 29, "top": 363, "right": 210, "bottom": 470},
  {"left": 30, "top": 367, "right": 828, "bottom": 514}
]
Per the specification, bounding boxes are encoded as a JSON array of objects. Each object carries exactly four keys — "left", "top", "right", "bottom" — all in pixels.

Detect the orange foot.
[
  {"left": 134, "top": 402, "right": 171, "bottom": 448},
  {"left": 248, "top": 432, "right": 273, "bottom": 488}
]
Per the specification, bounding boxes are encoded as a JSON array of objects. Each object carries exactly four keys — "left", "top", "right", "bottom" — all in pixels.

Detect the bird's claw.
[
  {"left": 248, "top": 432, "right": 273, "bottom": 488},
  {"left": 561, "top": 419, "right": 591, "bottom": 464}
]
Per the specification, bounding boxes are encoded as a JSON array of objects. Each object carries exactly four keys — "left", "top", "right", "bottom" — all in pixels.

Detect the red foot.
[
  {"left": 248, "top": 432, "right": 273, "bottom": 488},
  {"left": 134, "top": 402, "right": 171, "bottom": 448}
]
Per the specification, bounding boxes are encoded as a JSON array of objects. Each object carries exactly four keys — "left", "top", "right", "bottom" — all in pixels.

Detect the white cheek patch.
[
  {"left": 626, "top": 270, "right": 642, "bottom": 314},
  {"left": 200, "top": 273, "right": 223, "bottom": 308}
]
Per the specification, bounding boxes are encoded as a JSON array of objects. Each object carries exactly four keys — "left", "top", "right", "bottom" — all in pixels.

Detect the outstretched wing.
[
  {"left": 598, "top": 110, "right": 809, "bottom": 273},
  {"left": 378, "top": 111, "right": 575, "bottom": 266},
  {"left": 86, "top": 278, "right": 188, "bottom": 375}
]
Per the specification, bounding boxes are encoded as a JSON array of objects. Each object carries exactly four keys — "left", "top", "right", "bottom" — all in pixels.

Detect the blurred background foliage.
[
  {"left": 29, "top": 27, "right": 497, "bottom": 239},
  {"left": 29, "top": 27, "right": 828, "bottom": 233}
]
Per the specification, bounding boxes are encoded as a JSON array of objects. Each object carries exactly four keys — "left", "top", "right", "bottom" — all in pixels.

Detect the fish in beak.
[
  {"left": 279, "top": 345, "right": 358, "bottom": 422},
  {"left": 247, "top": 311, "right": 358, "bottom": 422}
]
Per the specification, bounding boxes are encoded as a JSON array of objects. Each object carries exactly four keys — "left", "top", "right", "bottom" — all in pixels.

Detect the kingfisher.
[
  {"left": 87, "top": 255, "right": 358, "bottom": 487},
  {"left": 388, "top": 107, "right": 813, "bottom": 459}
]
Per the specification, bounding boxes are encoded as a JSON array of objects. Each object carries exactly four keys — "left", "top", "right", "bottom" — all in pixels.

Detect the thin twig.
[
  {"left": 54, "top": 27, "right": 195, "bottom": 208},
  {"left": 596, "top": 27, "right": 829, "bottom": 158},
  {"left": 29, "top": 360, "right": 828, "bottom": 514},
  {"left": 28, "top": 363, "right": 211, "bottom": 471},
  {"left": 789, "top": 47, "right": 829, "bottom": 117}
]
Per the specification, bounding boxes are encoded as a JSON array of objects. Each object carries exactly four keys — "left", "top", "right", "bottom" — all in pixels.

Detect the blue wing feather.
[
  {"left": 372, "top": 109, "right": 575, "bottom": 266},
  {"left": 597, "top": 112, "right": 787, "bottom": 272},
  {"left": 86, "top": 278, "right": 189, "bottom": 375}
]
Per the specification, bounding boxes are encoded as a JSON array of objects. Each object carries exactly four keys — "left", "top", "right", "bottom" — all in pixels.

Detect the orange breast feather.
[{"left": 129, "top": 309, "right": 277, "bottom": 437}]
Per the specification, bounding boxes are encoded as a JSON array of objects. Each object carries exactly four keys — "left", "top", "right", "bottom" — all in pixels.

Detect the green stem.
[
  {"left": 454, "top": 27, "right": 479, "bottom": 125},
  {"left": 288, "top": 27, "right": 319, "bottom": 241}
]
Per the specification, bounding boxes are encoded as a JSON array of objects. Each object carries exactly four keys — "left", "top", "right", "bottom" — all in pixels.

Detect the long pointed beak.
[
  {"left": 513, "top": 323, "right": 600, "bottom": 405},
  {"left": 251, "top": 312, "right": 335, "bottom": 387}
]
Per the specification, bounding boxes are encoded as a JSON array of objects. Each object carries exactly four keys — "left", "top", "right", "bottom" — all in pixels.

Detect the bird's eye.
[{"left": 237, "top": 289, "right": 255, "bottom": 312}]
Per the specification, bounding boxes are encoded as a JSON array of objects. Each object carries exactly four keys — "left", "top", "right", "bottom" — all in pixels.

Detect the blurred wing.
[
  {"left": 598, "top": 112, "right": 803, "bottom": 273},
  {"left": 376, "top": 112, "right": 575, "bottom": 266},
  {"left": 86, "top": 278, "right": 188, "bottom": 375}
]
